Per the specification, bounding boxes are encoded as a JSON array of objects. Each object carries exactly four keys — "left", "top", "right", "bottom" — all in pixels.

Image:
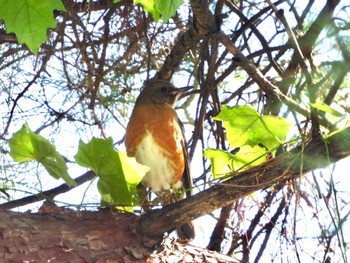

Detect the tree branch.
[
  {"left": 0, "top": 171, "right": 96, "bottom": 210},
  {"left": 139, "top": 126, "right": 350, "bottom": 238},
  {"left": 155, "top": 0, "right": 219, "bottom": 80},
  {"left": 216, "top": 32, "right": 310, "bottom": 117},
  {"left": 0, "top": 209, "right": 151, "bottom": 262},
  {"left": 0, "top": 209, "right": 237, "bottom": 262}
]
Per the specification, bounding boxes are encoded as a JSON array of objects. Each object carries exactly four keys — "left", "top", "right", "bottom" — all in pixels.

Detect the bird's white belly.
[{"left": 135, "top": 131, "right": 183, "bottom": 193}]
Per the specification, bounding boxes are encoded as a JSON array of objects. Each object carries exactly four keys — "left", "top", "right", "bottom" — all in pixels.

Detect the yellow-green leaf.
[
  {"left": 134, "top": 0, "right": 183, "bottom": 22},
  {"left": 9, "top": 123, "right": 76, "bottom": 187},
  {"left": 215, "top": 105, "right": 291, "bottom": 152},
  {"left": 310, "top": 101, "right": 344, "bottom": 117},
  {"left": 204, "top": 148, "right": 234, "bottom": 178},
  {"left": 204, "top": 145, "right": 267, "bottom": 179}
]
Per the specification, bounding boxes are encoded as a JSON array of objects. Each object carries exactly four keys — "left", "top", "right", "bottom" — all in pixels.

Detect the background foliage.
[{"left": 0, "top": 0, "right": 350, "bottom": 262}]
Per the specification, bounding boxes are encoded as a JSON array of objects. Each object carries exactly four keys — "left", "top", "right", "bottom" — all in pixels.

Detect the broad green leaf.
[
  {"left": 204, "top": 145, "right": 267, "bottom": 179},
  {"left": 9, "top": 123, "right": 76, "bottom": 186},
  {"left": 0, "top": 0, "right": 66, "bottom": 53},
  {"left": 134, "top": 0, "right": 183, "bottom": 22},
  {"left": 156, "top": 0, "right": 183, "bottom": 22},
  {"left": 215, "top": 105, "right": 291, "bottom": 152},
  {"left": 215, "top": 105, "right": 259, "bottom": 147},
  {"left": 310, "top": 101, "right": 344, "bottom": 117},
  {"left": 204, "top": 149, "right": 233, "bottom": 178},
  {"left": 75, "top": 137, "right": 120, "bottom": 177},
  {"left": 233, "top": 145, "right": 267, "bottom": 169},
  {"left": 75, "top": 137, "right": 148, "bottom": 209}
]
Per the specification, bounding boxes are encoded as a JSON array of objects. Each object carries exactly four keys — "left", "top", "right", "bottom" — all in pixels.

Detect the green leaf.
[
  {"left": 204, "top": 149, "right": 233, "bottom": 178},
  {"left": 0, "top": 0, "right": 66, "bottom": 53},
  {"left": 215, "top": 105, "right": 291, "bottom": 152},
  {"left": 233, "top": 145, "right": 267, "bottom": 169},
  {"left": 75, "top": 137, "right": 148, "bottom": 209},
  {"left": 75, "top": 137, "right": 119, "bottom": 177},
  {"left": 134, "top": 0, "right": 160, "bottom": 21},
  {"left": 310, "top": 101, "right": 344, "bottom": 117},
  {"left": 134, "top": 0, "right": 183, "bottom": 22},
  {"left": 327, "top": 126, "right": 349, "bottom": 138},
  {"left": 204, "top": 145, "right": 267, "bottom": 179},
  {"left": 156, "top": 0, "right": 183, "bottom": 22},
  {"left": 9, "top": 123, "right": 76, "bottom": 187}
]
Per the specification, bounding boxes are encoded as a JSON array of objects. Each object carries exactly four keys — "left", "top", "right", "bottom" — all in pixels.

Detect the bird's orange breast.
[{"left": 125, "top": 104, "right": 185, "bottom": 192}]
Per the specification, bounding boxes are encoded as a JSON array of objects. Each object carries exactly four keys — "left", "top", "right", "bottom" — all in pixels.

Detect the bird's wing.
[{"left": 178, "top": 118, "right": 193, "bottom": 198}]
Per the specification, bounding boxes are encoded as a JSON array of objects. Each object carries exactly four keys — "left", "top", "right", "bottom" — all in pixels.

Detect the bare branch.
[{"left": 0, "top": 171, "right": 96, "bottom": 210}]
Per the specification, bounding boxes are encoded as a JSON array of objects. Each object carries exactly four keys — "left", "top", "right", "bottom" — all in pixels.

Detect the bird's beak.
[{"left": 170, "top": 86, "right": 193, "bottom": 96}]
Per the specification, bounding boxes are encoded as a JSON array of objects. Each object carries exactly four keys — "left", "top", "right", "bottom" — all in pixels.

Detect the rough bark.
[
  {"left": 0, "top": 208, "right": 236, "bottom": 262},
  {"left": 0, "top": 209, "right": 150, "bottom": 263}
]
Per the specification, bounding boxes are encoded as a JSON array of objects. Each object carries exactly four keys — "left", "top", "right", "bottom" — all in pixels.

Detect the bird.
[{"left": 125, "top": 79, "right": 195, "bottom": 239}]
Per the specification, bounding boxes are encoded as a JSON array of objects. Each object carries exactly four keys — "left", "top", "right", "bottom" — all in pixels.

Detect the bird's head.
[{"left": 136, "top": 80, "right": 191, "bottom": 108}]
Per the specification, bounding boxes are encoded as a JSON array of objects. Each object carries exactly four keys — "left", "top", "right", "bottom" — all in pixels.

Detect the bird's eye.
[{"left": 160, "top": 87, "right": 168, "bottom": 93}]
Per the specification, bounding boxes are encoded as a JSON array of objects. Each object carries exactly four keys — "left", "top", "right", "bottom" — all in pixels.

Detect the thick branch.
[
  {"left": 156, "top": 0, "right": 218, "bottom": 80},
  {"left": 0, "top": 210, "right": 151, "bottom": 262},
  {"left": 0, "top": 209, "right": 236, "bottom": 262},
  {"left": 155, "top": 26, "right": 201, "bottom": 80},
  {"left": 139, "top": 126, "right": 350, "bottom": 238}
]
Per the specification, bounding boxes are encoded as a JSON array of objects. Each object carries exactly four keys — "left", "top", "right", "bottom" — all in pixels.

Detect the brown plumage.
[{"left": 125, "top": 79, "right": 194, "bottom": 239}]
